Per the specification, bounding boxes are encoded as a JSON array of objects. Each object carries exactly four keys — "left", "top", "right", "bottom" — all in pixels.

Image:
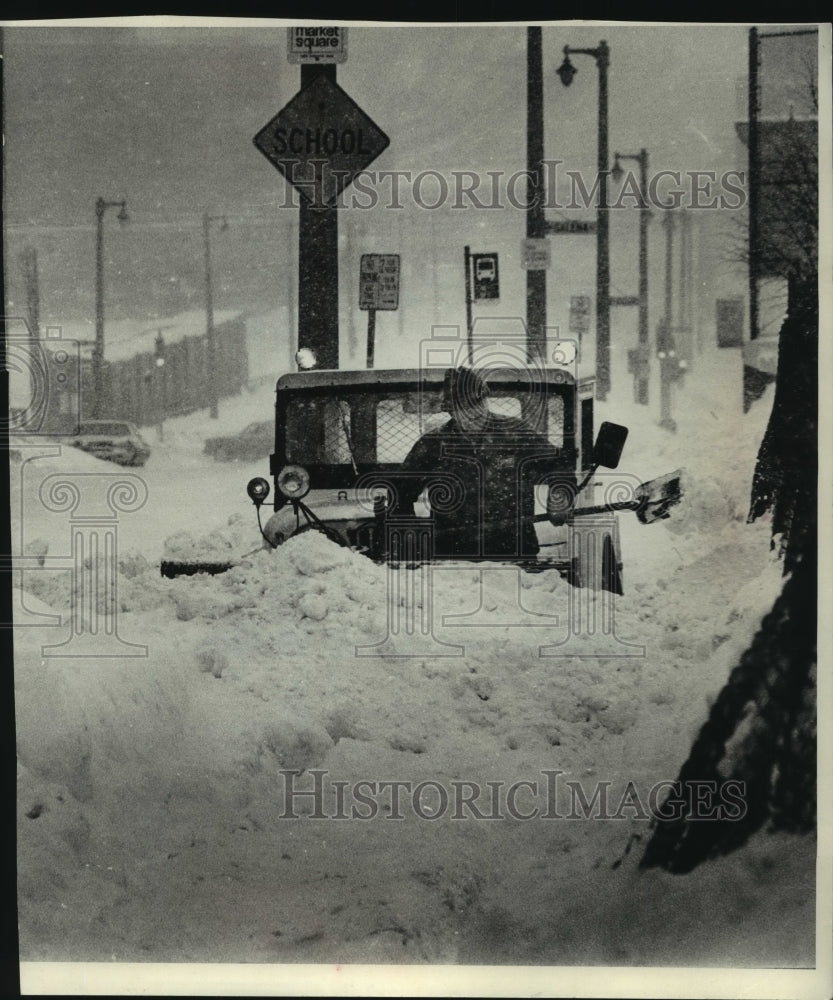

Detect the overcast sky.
[
  {"left": 2, "top": 21, "right": 778, "bottom": 227},
  {"left": 0, "top": 20, "right": 820, "bottom": 353}
]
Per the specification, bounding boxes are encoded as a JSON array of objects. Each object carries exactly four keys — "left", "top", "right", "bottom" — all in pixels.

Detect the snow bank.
[{"left": 13, "top": 341, "right": 814, "bottom": 967}]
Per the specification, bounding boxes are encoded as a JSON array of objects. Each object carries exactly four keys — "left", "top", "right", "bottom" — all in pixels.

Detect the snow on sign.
[
  {"left": 253, "top": 75, "right": 389, "bottom": 209},
  {"left": 359, "top": 254, "right": 400, "bottom": 310},
  {"left": 286, "top": 26, "right": 348, "bottom": 64}
]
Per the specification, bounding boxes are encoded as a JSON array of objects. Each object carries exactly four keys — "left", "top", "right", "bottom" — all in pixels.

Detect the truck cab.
[{"left": 252, "top": 365, "right": 600, "bottom": 571}]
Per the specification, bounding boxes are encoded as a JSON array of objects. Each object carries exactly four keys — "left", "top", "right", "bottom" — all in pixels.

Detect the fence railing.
[{"left": 82, "top": 317, "right": 248, "bottom": 427}]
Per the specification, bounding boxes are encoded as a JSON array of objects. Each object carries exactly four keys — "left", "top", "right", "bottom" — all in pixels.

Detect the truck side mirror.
[{"left": 592, "top": 421, "right": 628, "bottom": 469}]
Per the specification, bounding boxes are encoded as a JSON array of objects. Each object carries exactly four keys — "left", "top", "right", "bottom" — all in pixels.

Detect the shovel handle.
[{"left": 532, "top": 500, "right": 639, "bottom": 524}]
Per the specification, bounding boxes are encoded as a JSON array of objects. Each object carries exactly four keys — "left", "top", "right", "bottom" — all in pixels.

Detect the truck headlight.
[
  {"left": 295, "top": 348, "right": 317, "bottom": 370},
  {"left": 247, "top": 477, "right": 271, "bottom": 507},
  {"left": 277, "top": 464, "right": 310, "bottom": 500}
]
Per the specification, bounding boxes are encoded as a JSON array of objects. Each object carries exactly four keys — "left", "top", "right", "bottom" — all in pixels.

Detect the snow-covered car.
[
  {"left": 203, "top": 421, "right": 273, "bottom": 462},
  {"left": 63, "top": 420, "right": 151, "bottom": 467},
  {"left": 243, "top": 366, "right": 630, "bottom": 591}
]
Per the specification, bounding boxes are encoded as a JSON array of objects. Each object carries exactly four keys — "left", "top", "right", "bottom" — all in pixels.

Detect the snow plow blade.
[{"left": 160, "top": 560, "right": 238, "bottom": 578}]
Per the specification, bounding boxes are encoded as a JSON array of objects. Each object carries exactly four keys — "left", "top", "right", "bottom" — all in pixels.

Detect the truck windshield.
[{"left": 282, "top": 386, "right": 565, "bottom": 466}]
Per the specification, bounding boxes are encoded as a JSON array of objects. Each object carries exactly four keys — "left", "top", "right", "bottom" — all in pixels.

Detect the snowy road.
[{"left": 12, "top": 345, "right": 816, "bottom": 967}]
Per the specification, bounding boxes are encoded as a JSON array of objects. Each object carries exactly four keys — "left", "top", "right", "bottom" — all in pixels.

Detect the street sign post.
[
  {"left": 359, "top": 254, "right": 400, "bottom": 369},
  {"left": 287, "top": 26, "right": 348, "bottom": 64},
  {"left": 253, "top": 75, "right": 390, "bottom": 209},
  {"left": 255, "top": 69, "right": 390, "bottom": 374}
]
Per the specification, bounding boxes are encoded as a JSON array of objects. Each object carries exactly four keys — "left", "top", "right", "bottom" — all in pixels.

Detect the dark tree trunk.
[{"left": 640, "top": 277, "right": 818, "bottom": 874}]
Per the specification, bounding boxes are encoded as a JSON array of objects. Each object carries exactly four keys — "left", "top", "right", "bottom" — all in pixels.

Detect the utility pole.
[
  {"left": 94, "top": 197, "right": 128, "bottom": 419},
  {"left": 297, "top": 62, "right": 339, "bottom": 371},
  {"left": 677, "top": 209, "right": 694, "bottom": 363},
  {"left": 612, "top": 149, "right": 650, "bottom": 404},
  {"left": 596, "top": 42, "right": 610, "bottom": 401},
  {"left": 557, "top": 40, "right": 611, "bottom": 400},
  {"left": 202, "top": 212, "right": 227, "bottom": 420},
  {"left": 658, "top": 211, "right": 678, "bottom": 432},
  {"left": 748, "top": 27, "right": 760, "bottom": 342},
  {"left": 526, "top": 26, "right": 547, "bottom": 368},
  {"left": 19, "top": 247, "right": 40, "bottom": 404}
]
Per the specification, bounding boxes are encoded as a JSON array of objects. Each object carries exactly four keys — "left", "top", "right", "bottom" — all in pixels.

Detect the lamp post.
[
  {"left": 557, "top": 40, "right": 610, "bottom": 401},
  {"left": 611, "top": 149, "right": 650, "bottom": 404},
  {"left": 657, "top": 210, "right": 683, "bottom": 433},
  {"left": 203, "top": 212, "right": 228, "bottom": 420},
  {"left": 93, "top": 197, "right": 128, "bottom": 419}
]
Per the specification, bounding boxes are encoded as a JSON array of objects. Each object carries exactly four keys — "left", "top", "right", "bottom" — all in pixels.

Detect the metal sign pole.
[
  {"left": 298, "top": 64, "right": 339, "bottom": 371},
  {"left": 366, "top": 308, "right": 376, "bottom": 369},
  {"left": 464, "top": 245, "right": 473, "bottom": 365}
]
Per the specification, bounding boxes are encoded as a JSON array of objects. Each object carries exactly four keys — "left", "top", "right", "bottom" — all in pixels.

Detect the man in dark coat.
[{"left": 398, "top": 367, "right": 573, "bottom": 560}]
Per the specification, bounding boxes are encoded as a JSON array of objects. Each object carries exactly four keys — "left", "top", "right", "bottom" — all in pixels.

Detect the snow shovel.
[{"left": 532, "top": 468, "right": 684, "bottom": 525}]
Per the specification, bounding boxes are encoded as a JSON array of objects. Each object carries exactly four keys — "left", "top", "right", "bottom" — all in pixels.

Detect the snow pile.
[
  {"left": 13, "top": 340, "right": 816, "bottom": 968},
  {"left": 163, "top": 511, "right": 262, "bottom": 564}
]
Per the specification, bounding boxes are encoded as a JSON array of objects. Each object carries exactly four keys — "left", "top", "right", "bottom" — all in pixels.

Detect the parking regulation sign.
[
  {"left": 253, "top": 75, "right": 389, "bottom": 208},
  {"left": 359, "top": 254, "right": 400, "bottom": 310},
  {"left": 569, "top": 295, "right": 592, "bottom": 334}
]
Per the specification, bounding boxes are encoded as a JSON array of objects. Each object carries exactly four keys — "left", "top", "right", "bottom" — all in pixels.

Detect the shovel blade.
[{"left": 635, "top": 468, "right": 684, "bottom": 524}]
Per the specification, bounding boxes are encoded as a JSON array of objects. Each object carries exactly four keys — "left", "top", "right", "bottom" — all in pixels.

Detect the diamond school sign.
[{"left": 254, "top": 74, "right": 389, "bottom": 209}]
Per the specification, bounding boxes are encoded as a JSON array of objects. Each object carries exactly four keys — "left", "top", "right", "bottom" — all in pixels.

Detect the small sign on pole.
[
  {"left": 359, "top": 254, "right": 400, "bottom": 311},
  {"left": 287, "top": 26, "right": 348, "bottom": 64},
  {"left": 471, "top": 252, "right": 500, "bottom": 302},
  {"left": 569, "top": 295, "right": 591, "bottom": 335},
  {"left": 360, "top": 254, "right": 400, "bottom": 369},
  {"left": 546, "top": 219, "right": 597, "bottom": 235},
  {"left": 521, "top": 238, "right": 551, "bottom": 271}
]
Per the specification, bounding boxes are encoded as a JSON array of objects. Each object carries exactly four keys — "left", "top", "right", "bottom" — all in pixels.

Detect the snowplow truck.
[{"left": 239, "top": 365, "right": 652, "bottom": 594}]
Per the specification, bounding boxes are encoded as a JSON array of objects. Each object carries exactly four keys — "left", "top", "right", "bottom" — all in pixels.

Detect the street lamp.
[
  {"left": 93, "top": 197, "right": 128, "bottom": 419},
  {"left": 203, "top": 212, "right": 228, "bottom": 420},
  {"left": 557, "top": 40, "right": 610, "bottom": 400},
  {"left": 657, "top": 210, "right": 681, "bottom": 433},
  {"left": 611, "top": 148, "right": 651, "bottom": 404}
]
